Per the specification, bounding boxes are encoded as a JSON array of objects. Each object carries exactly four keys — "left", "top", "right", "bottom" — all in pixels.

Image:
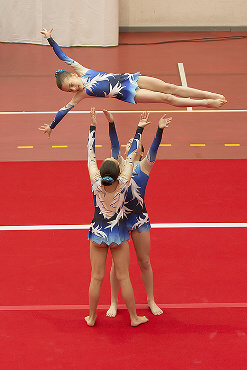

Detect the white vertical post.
[{"left": 178, "top": 63, "right": 193, "bottom": 112}]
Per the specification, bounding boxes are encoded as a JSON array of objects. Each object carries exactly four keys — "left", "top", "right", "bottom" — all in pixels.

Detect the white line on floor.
[
  {"left": 0, "top": 109, "right": 247, "bottom": 115},
  {"left": 1, "top": 223, "right": 247, "bottom": 231}
]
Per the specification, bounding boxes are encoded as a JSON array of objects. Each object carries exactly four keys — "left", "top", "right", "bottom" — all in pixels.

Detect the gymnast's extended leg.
[
  {"left": 137, "top": 76, "right": 226, "bottom": 100},
  {"left": 135, "top": 88, "right": 226, "bottom": 108}
]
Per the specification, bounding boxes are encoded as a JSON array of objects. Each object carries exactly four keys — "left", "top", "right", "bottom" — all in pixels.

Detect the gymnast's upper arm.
[
  {"left": 72, "top": 61, "right": 89, "bottom": 77},
  {"left": 69, "top": 90, "right": 86, "bottom": 105}
]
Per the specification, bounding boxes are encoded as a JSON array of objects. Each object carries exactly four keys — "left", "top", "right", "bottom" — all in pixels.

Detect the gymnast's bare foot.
[
  {"left": 148, "top": 300, "right": 163, "bottom": 315},
  {"left": 106, "top": 303, "right": 118, "bottom": 317},
  {"left": 85, "top": 315, "right": 97, "bottom": 327},
  {"left": 206, "top": 98, "right": 227, "bottom": 108},
  {"left": 205, "top": 92, "right": 226, "bottom": 101},
  {"left": 131, "top": 316, "right": 148, "bottom": 327}
]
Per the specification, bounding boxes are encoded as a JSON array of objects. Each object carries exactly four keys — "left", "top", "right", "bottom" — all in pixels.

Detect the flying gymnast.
[
  {"left": 86, "top": 107, "right": 148, "bottom": 327},
  {"left": 39, "top": 28, "right": 226, "bottom": 138},
  {"left": 103, "top": 109, "right": 171, "bottom": 317}
]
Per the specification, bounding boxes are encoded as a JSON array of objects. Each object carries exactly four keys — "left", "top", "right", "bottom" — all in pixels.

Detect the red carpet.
[
  {"left": 1, "top": 159, "right": 246, "bottom": 370},
  {"left": 0, "top": 308, "right": 246, "bottom": 370},
  {"left": 1, "top": 159, "right": 246, "bottom": 225}
]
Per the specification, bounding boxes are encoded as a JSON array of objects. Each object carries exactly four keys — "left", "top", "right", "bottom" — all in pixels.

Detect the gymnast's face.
[
  {"left": 125, "top": 139, "right": 144, "bottom": 160},
  {"left": 62, "top": 74, "right": 84, "bottom": 93}
]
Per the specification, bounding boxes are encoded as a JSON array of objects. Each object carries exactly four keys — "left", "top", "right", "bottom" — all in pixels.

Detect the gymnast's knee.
[
  {"left": 137, "top": 258, "right": 151, "bottom": 271},
  {"left": 114, "top": 269, "right": 130, "bottom": 283},
  {"left": 91, "top": 271, "right": 105, "bottom": 283},
  {"left": 160, "top": 93, "right": 175, "bottom": 104}
]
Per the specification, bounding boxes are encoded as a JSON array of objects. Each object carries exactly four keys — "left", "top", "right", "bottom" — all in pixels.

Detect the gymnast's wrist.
[
  {"left": 47, "top": 37, "right": 55, "bottom": 45},
  {"left": 136, "top": 126, "right": 144, "bottom": 134},
  {"left": 49, "top": 121, "right": 58, "bottom": 129}
]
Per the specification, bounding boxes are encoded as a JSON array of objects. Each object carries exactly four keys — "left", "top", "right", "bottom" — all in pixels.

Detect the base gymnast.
[
  {"left": 39, "top": 28, "right": 227, "bottom": 138},
  {"left": 86, "top": 107, "right": 149, "bottom": 327},
  {"left": 104, "top": 110, "right": 171, "bottom": 317}
]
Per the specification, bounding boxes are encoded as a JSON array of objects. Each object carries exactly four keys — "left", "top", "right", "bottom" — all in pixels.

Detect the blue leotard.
[
  {"left": 82, "top": 70, "right": 140, "bottom": 104},
  {"left": 109, "top": 121, "right": 164, "bottom": 232},
  {"left": 88, "top": 125, "right": 144, "bottom": 246},
  {"left": 124, "top": 162, "right": 151, "bottom": 232},
  {"left": 88, "top": 175, "right": 131, "bottom": 246}
]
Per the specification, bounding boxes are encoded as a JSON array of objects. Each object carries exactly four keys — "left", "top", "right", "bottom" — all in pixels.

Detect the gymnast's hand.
[
  {"left": 90, "top": 107, "right": 97, "bottom": 127},
  {"left": 103, "top": 109, "right": 114, "bottom": 123},
  {"left": 158, "top": 114, "right": 172, "bottom": 129},
  {"left": 138, "top": 111, "right": 151, "bottom": 128},
  {"left": 41, "top": 27, "right": 53, "bottom": 39},
  {"left": 39, "top": 124, "right": 52, "bottom": 138}
]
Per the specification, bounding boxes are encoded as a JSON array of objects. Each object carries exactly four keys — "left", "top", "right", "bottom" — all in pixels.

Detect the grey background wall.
[{"left": 119, "top": 0, "right": 247, "bottom": 31}]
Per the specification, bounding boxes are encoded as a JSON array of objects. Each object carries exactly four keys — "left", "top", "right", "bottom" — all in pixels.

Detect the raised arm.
[
  {"left": 103, "top": 110, "right": 124, "bottom": 169},
  {"left": 41, "top": 28, "right": 88, "bottom": 76},
  {"left": 88, "top": 108, "right": 100, "bottom": 183},
  {"left": 141, "top": 114, "right": 172, "bottom": 175},
  {"left": 121, "top": 115, "right": 150, "bottom": 182}
]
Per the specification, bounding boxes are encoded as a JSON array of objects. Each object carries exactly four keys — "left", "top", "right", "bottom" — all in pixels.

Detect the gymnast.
[
  {"left": 86, "top": 107, "right": 148, "bottom": 327},
  {"left": 103, "top": 110, "right": 171, "bottom": 317},
  {"left": 39, "top": 28, "right": 226, "bottom": 138}
]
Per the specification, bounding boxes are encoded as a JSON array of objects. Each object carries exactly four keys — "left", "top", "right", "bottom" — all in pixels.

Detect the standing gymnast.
[
  {"left": 86, "top": 107, "right": 149, "bottom": 327},
  {"left": 103, "top": 110, "right": 171, "bottom": 317},
  {"left": 39, "top": 28, "right": 226, "bottom": 138}
]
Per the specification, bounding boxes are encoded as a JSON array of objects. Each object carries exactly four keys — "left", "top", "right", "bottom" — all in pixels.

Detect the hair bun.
[{"left": 55, "top": 69, "right": 65, "bottom": 77}]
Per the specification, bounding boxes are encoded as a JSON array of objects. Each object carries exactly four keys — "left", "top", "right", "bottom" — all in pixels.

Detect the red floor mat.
[
  {"left": 1, "top": 159, "right": 246, "bottom": 225},
  {"left": 1, "top": 227, "right": 247, "bottom": 305},
  {"left": 0, "top": 308, "right": 246, "bottom": 370}
]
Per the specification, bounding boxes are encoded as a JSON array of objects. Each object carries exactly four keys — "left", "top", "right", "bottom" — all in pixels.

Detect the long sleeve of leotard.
[
  {"left": 109, "top": 122, "right": 121, "bottom": 160},
  {"left": 121, "top": 126, "right": 143, "bottom": 181},
  {"left": 147, "top": 127, "right": 164, "bottom": 163},
  {"left": 88, "top": 125, "right": 100, "bottom": 183},
  {"left": 49, "top": 104, "right": 75, "bottom": 129},
  {"left": 128, "top": 126, "right": 143, "bottom": 156},
  {"left": 47, "top": 37, "right": 82, "bottom": 129},
  {"left": 47, "top": 37, "right": 77, "bottom": 66}
]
